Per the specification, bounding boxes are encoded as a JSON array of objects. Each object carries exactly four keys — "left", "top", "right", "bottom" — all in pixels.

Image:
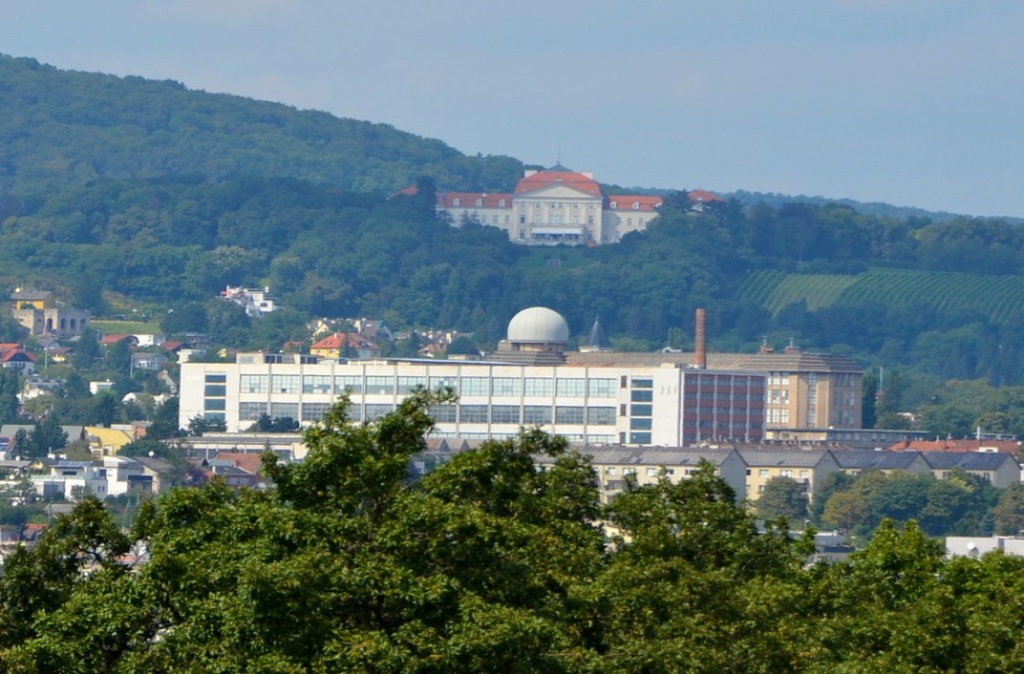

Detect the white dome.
[{"left": 507, "top": 307, "right": 570, "bottom": 344}]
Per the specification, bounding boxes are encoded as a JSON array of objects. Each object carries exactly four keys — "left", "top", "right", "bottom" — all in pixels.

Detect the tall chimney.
[{"left": 694, "top": 308, "right": 707, "bottom": 369}]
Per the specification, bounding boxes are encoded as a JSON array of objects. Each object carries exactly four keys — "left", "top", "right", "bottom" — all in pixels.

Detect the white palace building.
[
  {"left": 434, "top": 166, "right": 721, "bottom": 246},
  {"left": 180, "top": 308, "right": 863, "bottom": 448}
]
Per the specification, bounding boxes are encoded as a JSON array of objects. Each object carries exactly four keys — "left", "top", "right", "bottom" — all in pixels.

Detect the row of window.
[
  {"left": 756, "top": 468, "right": 810, "bottom": 478},
  {"left": 603, "top": 466, "right": 702, "bottom": 477},
  {"left": 683, "top": 419, "right": 764, "bottom": 429},
  {"left": 237, "top": 402, "right": 618, "bottom": 426},
  {"left": 237, "top": 374, "right": 619, "bottom": 398}
]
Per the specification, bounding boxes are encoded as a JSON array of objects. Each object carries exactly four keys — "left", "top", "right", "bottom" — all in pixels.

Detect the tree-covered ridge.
[
  {"left": 4, "top": 395, "right": 1024, "bottom": 672},
  {"left": 0, "top": 54, "right": 523, "bottom": 195},
  {"left": 8, "top": 54, "right": 1024, "bottom": 388},
  {"left": 5, "top": 175, "right": 1024, "bottom": 386}
]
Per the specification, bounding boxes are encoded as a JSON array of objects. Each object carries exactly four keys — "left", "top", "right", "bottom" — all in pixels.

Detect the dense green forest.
[
  {"left": 0, "top": 55, "right": 523, "bottom": 195},
  {"left": 4, "top": 53, "right": 1024, "bottom": 397},
  {"left": 4, "top": 395, "right": 1024, "bottom": 672}
]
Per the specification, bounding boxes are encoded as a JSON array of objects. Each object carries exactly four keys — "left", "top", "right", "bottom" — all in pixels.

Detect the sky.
[{"left": 2, "top": 1, "right": 1023, "bottom": 217}]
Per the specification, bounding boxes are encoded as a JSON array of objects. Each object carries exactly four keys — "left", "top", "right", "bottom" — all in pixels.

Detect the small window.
[
  {"left": 610, "top": 201, "right": 617, "bottom": 209},
  {"left": 476, "top": 198, "right": 483, "bottom": 207},
  {"left": 632, "top": 202, "right": 640, "bottom": 210},
  {"left": 499, "top": 199, "right": 506, "bottom": 207},
  {"left": 453, "top": 198, "right": 460, "bottom": 206}
]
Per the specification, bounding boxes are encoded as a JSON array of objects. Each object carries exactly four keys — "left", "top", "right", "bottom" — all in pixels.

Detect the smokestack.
[{"left": 694, "top": 308, "right": 707, "bottom": 369}]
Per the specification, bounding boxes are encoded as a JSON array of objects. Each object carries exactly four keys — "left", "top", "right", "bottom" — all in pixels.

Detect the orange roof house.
[
  {"left": 310, "top": 333, "right": 381, "bottom": 360},
  {"left": 101, "top": 334, "right": 139, "bottom": 347}
]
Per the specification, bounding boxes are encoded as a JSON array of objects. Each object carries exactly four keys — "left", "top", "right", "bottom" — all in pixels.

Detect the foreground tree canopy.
[{"left": 2, "top": 393, "right": 1024, "bottom": 672}]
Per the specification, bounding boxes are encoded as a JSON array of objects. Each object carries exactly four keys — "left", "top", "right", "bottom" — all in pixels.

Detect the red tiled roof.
[
  {"left": 312, "top": 333, "right": 346, "bottom": 351},
  {"left": 211, "top": 452, "right": 264, "bottom": 476},
  {"left": 161, "top": 340, "right": 185, "bottom": 352},
  {"left": 514, "top": 170, "right": 602, "bottom": 197},
  {"left": 689, "top": 189, "right": 723, "bottom": 203},
  {"left": 0, "top": 350, "right": 35, "bottom": 363},
  {"left": 312, "top": 333, "right": 379, "bottom": 352},
  {"left": 0, "top": 343, "right": 22, "bottom": 352},
  {"left": 101, "top": 334, "right": 134, "bottom": 345},
  {"left": 607, "top": 195, "right": 663, "bottom": 212},
  {"left": 438, "top": 192, "right": 513, "bottom": 208}
]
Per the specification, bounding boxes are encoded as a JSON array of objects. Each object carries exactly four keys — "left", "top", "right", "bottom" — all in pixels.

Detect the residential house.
[
  {"left": 101, "top": 334, "right": 139, "bottom": 348},
  {"left": 102, "top": 456, "right": 154, "bottom": 497},
  {"left": 32, "top": 461, "right": 109, "bottom": 500},
  {"left": 922, "top": 451, "right": 1021, "bottom": 489},
  {"left": 310, "top": 332, "right": 382, "bottom": 360},
  {"left": 132, "top": 456, "right": 177, "bottom": 493},
  {"left": 0, "top": 348, "right": 35, "bottom": 375},
  {"left": 130, "top": 333, "right": 166, "bottom": 347},
  {"left": 535, "top": 445, "right": 748, "bottom": 504},
  {"left": 831, "top": 450, "right": 933, "bottom": 477},
  {"left": 84, "top": 426, "right": 136, "bottom": 457},
  {"left": 221, "top": 286, "right": 277, "bottom": 317},
  {"left": 739, "top": 449, "right": 842, "bottom": 502},
  {"left": 131, "top": 352, "right": 168, "bottom": 371},
  {"left": 202, "top": 451, "right": 266, "bottom": 488}
]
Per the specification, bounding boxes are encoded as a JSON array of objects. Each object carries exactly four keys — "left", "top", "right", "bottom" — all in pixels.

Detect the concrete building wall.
[{"left": 180, "top": 358, "right": 766, "bottom": 446}]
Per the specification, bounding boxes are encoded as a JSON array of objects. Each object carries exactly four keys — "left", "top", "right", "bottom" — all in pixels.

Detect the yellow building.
[
  {"left": 568, "top": 343, "right": 863, "bottom": 432},
  {"left": 85, "top": 426, "right": 135, "bottom": 457},
  {"left": 10, "top": 289, "right": 54, "bottom": 310},
  {"left": 739, "top": 449, "right": 841, "bottom": 503}
]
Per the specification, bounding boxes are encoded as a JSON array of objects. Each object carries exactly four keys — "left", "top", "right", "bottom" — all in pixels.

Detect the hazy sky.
[{"left": 3, "top": 1, "right": 1023, "bottom": 217}]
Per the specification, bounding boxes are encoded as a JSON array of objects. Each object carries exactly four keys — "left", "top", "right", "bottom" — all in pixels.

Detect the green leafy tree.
[
  {"left": 993, "top": 482, "right": 1024, "bottom": 535},
  {"left": 70, "top": 329, "right": 101, "bottom": 371},
  {"left": 27, "top": 416, "right": 68, "bottom": 459},
  {"left": 756, "top": 476, "right": 809, "bottom": 523},
  {"left": 0, "top": 369, "right": 20, "bottom": 425}
]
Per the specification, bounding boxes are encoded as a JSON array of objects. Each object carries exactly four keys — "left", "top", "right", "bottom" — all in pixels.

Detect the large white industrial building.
[{"left": 180, "top": 308, "right": 771, "bottom": 446}]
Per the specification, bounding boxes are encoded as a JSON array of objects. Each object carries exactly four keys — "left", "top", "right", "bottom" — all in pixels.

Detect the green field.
[
  {"left": 738, "top": 269, "right": 1024, "bottom": 323},
  {"left": 89, "top": 320, "right": 163, "bottom": 334}
]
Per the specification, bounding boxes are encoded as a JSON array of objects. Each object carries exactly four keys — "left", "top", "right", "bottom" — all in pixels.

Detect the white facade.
[
  {"left": 436, "top": 168, "right": 671, "bottom": 246},
  {"left": 221, "top": 286, "right": 277, "bottom": 317},
  {"left": 180, "top": 356, "right": 766, "bottom": 446}
]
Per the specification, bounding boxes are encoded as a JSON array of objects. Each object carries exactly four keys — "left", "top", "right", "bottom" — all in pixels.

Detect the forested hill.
[
  {"left": 8, "top": 53, "right": 1024, "bottom": 402},
  {"left": 0, "top": 54, "right": 523, "bottom": 194}
]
